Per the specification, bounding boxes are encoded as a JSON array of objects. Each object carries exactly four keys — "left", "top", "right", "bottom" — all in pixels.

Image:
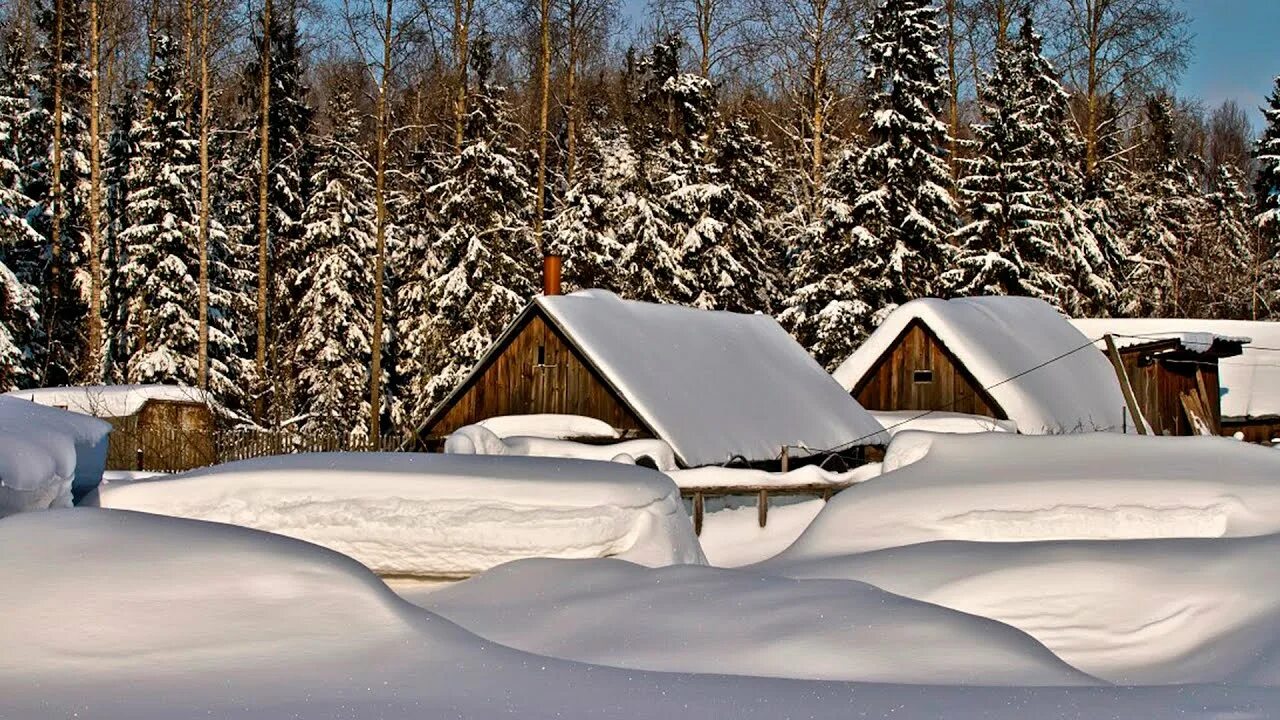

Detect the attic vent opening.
[
  {"left": 913, "top": 370, "right": 934, "bottom": 384},
  {"left": 537, "top": 345, "right": 546, "bottom": 365}
]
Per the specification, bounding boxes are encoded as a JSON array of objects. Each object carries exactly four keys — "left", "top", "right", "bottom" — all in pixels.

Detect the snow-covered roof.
[
  {"left": 432, "top": 290, "right": 887, "bottom": 466},
  {"left": 1071, "top": 318, "right": 1280, "bottom": 421},
  {"left": 832, "top": 297, "right": 1127, "bottom": 434},
  {"left": 536, "top": 291, "right": 888, "bottom": 465},
  {"left": 2, "top": 384, "right": 216, "bottom": 418}
]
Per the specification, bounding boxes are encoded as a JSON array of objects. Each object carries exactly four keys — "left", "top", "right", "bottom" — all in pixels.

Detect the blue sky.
[{"left": 1178, "top": 0, "right": 1279, "bottom": 130}]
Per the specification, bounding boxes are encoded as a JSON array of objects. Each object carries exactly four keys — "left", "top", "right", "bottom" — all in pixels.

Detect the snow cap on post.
[{"left": 543, "top": 254, "right": 562, "bottom": 296}]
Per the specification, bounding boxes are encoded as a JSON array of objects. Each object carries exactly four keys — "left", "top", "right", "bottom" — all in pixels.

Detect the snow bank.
[
  {"left": 670, "top": 462, "right": 881, "bottom": 489},
  {"left": 413, "top": 558, "right": 1094, "bottom": 685},
  {"left": 537, "top": 290, "right": 889, "bottom": 464},
  {"left": 3, "top": 383, "right": 216, "bottom": 418},
  {"left": 446, "top": 422, "right": 677, "bottom": 470},
  {"left": 476, "top": 413, "right": 620, "bottom": 439},
  {"left": 1071, "top": 318, "right": 1280, "bottom": 421},
  {"left": 0, "top": 397, "right": 111, "bottom": 514},
  {"left": 834, "top": 297, "right": 1126, "bottom": 433},
  {"left": 765, "top": 533, "right": 1280, "bottom": 686},
  {"left": 699, "top": 498, "right": 827, "bottom": 566},
  {"left": 11, "top": 510, "right": 1280, "bottom": 719},
  {"left": 779, "top": 431, "right": 1280, "bottom": 558},
  {"left": 97, "top": 452, "right": 704, "bottom": 576},
  {"left": 872, "top": 409, "right": 1018, "bottom": 436}
]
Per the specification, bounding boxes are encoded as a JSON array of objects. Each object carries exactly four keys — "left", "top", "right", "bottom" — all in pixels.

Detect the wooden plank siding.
[
  {"left": 424, "top": 312, "right": 651, "bottom": 438},
  {"left": 1117, "top": 350, "right": 1222, "bottom": 436},
  {"left": 1224, "top": 418, "right": 1280, "bottom": 444},
  {"left": 851, "top": 320, "right": 1005, "bottom": 420}
]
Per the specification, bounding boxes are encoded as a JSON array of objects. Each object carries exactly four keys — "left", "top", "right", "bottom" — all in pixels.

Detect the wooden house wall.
[
  {"left": 853, "top": 321, "right": 1003, "bottom": 419},
  {"left": 106, "top": 400, "right": 216, "bottom": 471},
  {"left": 1223, "top": 418, "right": 1280, "bottom": 444},
  {"left": 1120, "top": 352, "right": 1221, "bottom": 436},
  {"left": 425, "top": 313, "right": 650, "bottom": 438}
]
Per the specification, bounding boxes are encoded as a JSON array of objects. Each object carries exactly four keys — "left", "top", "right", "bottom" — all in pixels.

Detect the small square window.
[{"left": 913, "top": 370, "right": 934, "bottom": 384}]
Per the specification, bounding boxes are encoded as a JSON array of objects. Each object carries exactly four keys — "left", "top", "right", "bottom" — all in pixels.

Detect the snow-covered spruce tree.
[
  {"left": 1256, "top": 76, "right": 1280, "bottom": 319},
  {"left": 945, "top": 14, "right": 1062, "bottom": 303},
  {"left": 784, "top": 0, "right": 955, "bottom": 368},
  {"left": 28, "top": 0, "right": 94, "bottom": 385},
  {"left": 1124, "top": 95, "right": 1206, "bottom": 318},
  {"left": 0, "top": 23, "right": 41, "bottom": 389},
  {"left": 416, "top": 33, "right": 537, "bottom": 417},
  {"left": 546, "top": 120, "right": 629, "bottom": 293},
  {"left": 116, "top": 36, "right": 204, "bottom": 385},
  {"left": 102, "top": 90, "right": 144, "bottom": 382},
  {"left": 1072, "top": 95, "right": 1134, "bottom": 317},
  {"left": 1195, "top": 165, "right": 1255, "bottom": 319},
  {"left": 293, "top": 86, "right": 375, "bottom": 441}
]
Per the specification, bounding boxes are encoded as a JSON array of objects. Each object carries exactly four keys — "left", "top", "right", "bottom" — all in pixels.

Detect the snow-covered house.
[
  {"left": 418, "top": 290, "right": 888, "bottom": 468},
  {"left": 832, "top": 297, "right": 1128, "bottom": 434},
  {"left": 3, "top": 385, "right": 219, "bottom": 471},
  {"left": 1071, "top": 319, "right": 1275, "bottom": 441}
]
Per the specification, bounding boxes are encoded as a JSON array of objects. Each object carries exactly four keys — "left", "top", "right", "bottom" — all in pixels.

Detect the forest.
[{"left": 0, "top": 0, "right": 1278, "bottom": 440}]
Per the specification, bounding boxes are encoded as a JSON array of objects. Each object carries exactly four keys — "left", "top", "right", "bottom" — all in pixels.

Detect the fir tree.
[
  {"left": 0, "top": 23, "right": 40, "bottom": 388},
  {"left": 102, "top": 90, "right": 143, "bottom": 382},
  {"left": 29, "top": 0, "right": 94, "bottom": 385},
  {"left": 294, "top": 87, "right": 376, "bottom": 440},
  {"left": 1256, "top": 76, "right": 1280, "bottom": 319},
  {"left": 946, "top": 14, "right": 1062, "bottom": 303},
  {"left": 1197, "top": 165, "right": 1255, "bottom": 318},
  {"left": 1125, "top": 95, "right": 1206, "bottom": 317},
  {"left": 547, "top": 121, "right": 628, "bottom": 292},
  {"left": 785, "top": 0, "right": 954, "bottom": 367},
  {"left": 116, "top": 36, "right": 203, "bottom": 385},
  {"left": 416, "top": 34, "right": 536, "bottom": 419}
]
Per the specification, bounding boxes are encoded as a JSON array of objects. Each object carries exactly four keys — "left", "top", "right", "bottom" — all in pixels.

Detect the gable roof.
[
  {"left": 427, "top": 290, "right": 888, "bottom": 466},
  {"left": 832, "top": 297, "right": 1127, "bottom": 434},
  {"left": 1070, "top": 318, "right": 1280, "bottom": 421},
  {"left": 3, "top": 384, "right": 218, "bottom": 419}
]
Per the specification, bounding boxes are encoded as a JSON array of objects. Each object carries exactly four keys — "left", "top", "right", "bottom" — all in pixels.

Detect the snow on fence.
[{"left": 682, "top": 483, "right": 853, "bottom": 536}]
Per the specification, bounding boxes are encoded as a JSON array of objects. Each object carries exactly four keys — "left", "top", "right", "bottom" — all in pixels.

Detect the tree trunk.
[
  {"left": 452, "top": 0, "right": 471, "bottom": 152},
  {"left": 944, "top": 0, "right": 959, "bottom": 182},
  {"left": 255, "top": 0, "right": 272, "bottom": 421},
  {"left": 533, "top": 0, "right": 552, "bottom": 255},
  {"left": 370, "top": 0, "right": 393, "bottom": 439},
  {"left": 85, "top": 0, "right": 104, "bottom": 382},
  {"left": 47, "top": 0, "right": 65, "bottom": 385},
  {"left": 197, "top": 0, "right": 211, "bottom": 388},
  {"left": 807, "top": 1, "right": 826, "bottom": 196}
]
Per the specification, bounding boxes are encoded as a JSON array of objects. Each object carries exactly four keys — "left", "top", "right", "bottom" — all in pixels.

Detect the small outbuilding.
[
  {"left": 418, "top": 290, "right": 888, "bottom": 468},
  {"left": 1072, "top": 318, "right": 1277, "bottom": 442},
  {"left": 832, "top": 297, "right": 1128, "bottom": 434},
  {"left": 3, "top": 384, "right": 219, "bottom": 472}
]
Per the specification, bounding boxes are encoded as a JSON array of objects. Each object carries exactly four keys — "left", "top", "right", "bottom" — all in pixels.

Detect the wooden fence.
[
  {"left": 107, "top": 426, "right": 409, "bottom": 473},
  {"left": 681, "top": 482, "right": 855, "bottom": 535}
]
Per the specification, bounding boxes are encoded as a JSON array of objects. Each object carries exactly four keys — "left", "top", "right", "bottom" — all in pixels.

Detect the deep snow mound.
[
  {"left": 762, "top": 533, "right": 1280, "bottom": 686},
  {"left": 414, "top": 557, "right": 1095, "bottom": 685},
  {"left": 98, "top": 452, "right": 704, "bottom": 576},
  {"left": 781, "top": 431, "right": 1280, "bottom": 558},
  {"left": 0, "top": 397, "right": 111, "bottom": 514}
]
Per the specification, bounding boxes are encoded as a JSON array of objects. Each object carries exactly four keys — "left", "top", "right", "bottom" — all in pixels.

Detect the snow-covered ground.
[
  {"left": 446, "top": 422, "right": 679, "bottom": 470},
  {"left": 777, "top": 431, "right": 1280, "bottom": 557},
  {"left": 8, "top": 509, "right": 1280, "bottom": 720},
  {"left": 97, "top": 452, "right": 703, "bottom": 577},
  {"left": 698, "top": 497, "right": 827, "bottom": 566},
  {"left": 409, "top": 557, "right": 1094, "bottom": 684}
]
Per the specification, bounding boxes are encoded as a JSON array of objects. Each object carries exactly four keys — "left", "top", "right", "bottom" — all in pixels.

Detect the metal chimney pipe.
[{"left": 542, "top": 254, "right": 563, "bottom": 296}]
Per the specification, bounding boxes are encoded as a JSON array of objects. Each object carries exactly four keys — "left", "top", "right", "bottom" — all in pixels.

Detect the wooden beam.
[
  {"left": 1104, "top": 335, "right": 1147, "bottom": 435},
  {"left": 1195, "top": 368, "right": 1220, "bottom": 435}
]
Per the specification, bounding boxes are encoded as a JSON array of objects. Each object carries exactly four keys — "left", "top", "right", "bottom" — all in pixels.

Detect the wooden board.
[
  {"left": 852, "top": 320, "right": 1005, "bottom": 420},
  {"left": 424, "top": 312, "right": 650, "bottom": 438}
]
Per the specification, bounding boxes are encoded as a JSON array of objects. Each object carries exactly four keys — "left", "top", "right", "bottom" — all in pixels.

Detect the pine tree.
[
  {"left": 416, "top": 34, "right": 537, "bottom": 419},
  {"left": 1072, "top": 96, "right": 1133, "bottom": 317},
  {"left": 1196, "top": 165, "right": 1255, "bottom": 318},
  {"left": 946, "top": 15, "right": 1061, "bottom": 303},
  {"left": 547, "top": 121, "right": 629, "bottom": 292},
  {"left": 102, "top": 90, "right": 143, "bottom": 382},
  {"left": 29, "top": 0, "right": 94, "bottom": 385},
  {"left": 294, "top": 87, "right": 375, "bottom": 440},
  {"left": 784, "top": 0, "right": 954, "bottom": 367},
  {"left": 1125, "top": 95, "right": 1206, "bottom": 317},
  {"left": 0, "top": 24, "right": 40, "bottom": 389},
  {"left": 116, "top": 36, "right": 203, "bottom": 385},
  {"left": 1256, "top": 76, "right": 1280, "bottom": 319}
]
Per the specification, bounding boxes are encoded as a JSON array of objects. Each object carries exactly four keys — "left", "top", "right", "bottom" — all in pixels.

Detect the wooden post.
[
  {"left": 1195, "top": 368, "right": 1220, "bottom": 435},
  {"left": 757, "top": 489, "right": 768, "bottom": 528},
  {"left": 780, "top": 446, "right": 789, "bottom": 473},
  {"left": 1104, "top": 335, "right": 1147, "bottom": 435},
  {"left": 692, "top": 491, "right": 704, "bottom": 536}
]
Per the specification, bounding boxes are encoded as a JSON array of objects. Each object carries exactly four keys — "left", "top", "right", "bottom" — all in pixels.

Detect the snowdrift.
[
  {"left": 780, "top": 431, "right": 1280, "bottom": 557},
  {"left": 0, "top": 397, "right": 111, "bottom": 514},
  {"left": 476, "top": 413, "right": 621, "bottom": 440},
  {"left": 414, "top": 557, "right": 1094, "bottom": 685},
  {"left": 765, "top": 534, "right": 1280, "bottom": 686},
  {"left": 446, "top": 422, "right": 678, "bottom": 470},
  {"left": 6, "top": 510, "right": 1280, "bottom": 719},
  {"left": 97, "top": 452, "right": 704, "bottom": 576}
]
